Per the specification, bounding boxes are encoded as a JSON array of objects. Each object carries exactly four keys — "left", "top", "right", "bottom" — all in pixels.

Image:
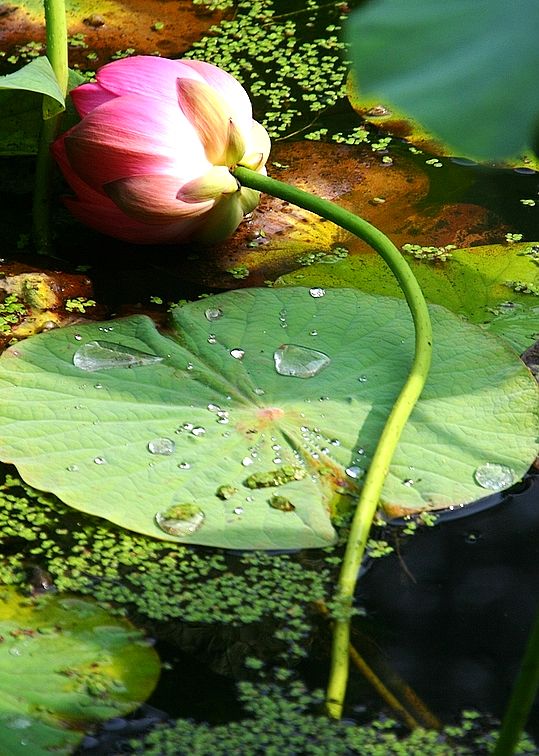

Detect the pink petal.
[
  {"left": 93, "top": 55, "right": 202, "bottom": 103},
  {"left": 63, "top": 95, "right": 209, "bottom": 190},
  {"left": 104, "top": 174, "right": 213, "bottom": 224},
  {"left": 63, "top": 195, "right": 207, "bottom": 245},
  {"left": 52, "top": 134, "right": 109, "bottom": 204},
  {"left": 70, "top": 82, "right": 117, "bottom": 118}
]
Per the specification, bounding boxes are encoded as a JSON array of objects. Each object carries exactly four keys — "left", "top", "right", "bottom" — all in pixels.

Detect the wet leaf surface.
[
  {"left": 0, "top": 288, "right": 536, "bottom": 547},
  {"left": 0, "top": 585, "right": 160, "bottom": 755},
  {"left": 277, "top": 241, "right": 539, "bottom": 352},
  {"left": 183, "top": 141, "right": 508, "bottom": 288}
]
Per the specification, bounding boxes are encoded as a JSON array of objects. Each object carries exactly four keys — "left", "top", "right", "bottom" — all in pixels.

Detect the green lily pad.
[
  {"left": 0, "top": 288, "right": 537, "bottom": 547},
  {"left": 278, "top": 244, "right": 539, "bottom": 353},
  {"left": 0, "top": 586, "right": 160, "bottom": 755},
  {"left": 346, "top": 0, "right": 539, "bottom": 160}
]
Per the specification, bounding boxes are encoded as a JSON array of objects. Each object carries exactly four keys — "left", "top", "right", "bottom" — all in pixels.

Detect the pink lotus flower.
[{"left": 52, "top": 56, "right": 271, "bottom": 244}]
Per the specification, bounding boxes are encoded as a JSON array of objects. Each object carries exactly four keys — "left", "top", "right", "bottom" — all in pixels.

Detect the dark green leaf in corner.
[
  {"left": 347, "top": 0, "right": 539, "bottom": 159},
  {"left": 0, "top": 288, "right": 536, "bottom": 548}
]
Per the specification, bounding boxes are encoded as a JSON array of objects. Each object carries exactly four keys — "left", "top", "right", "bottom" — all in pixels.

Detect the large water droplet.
[
  {"left": 147, "top": 438, "right": 176, "bottom": 455},
  {"left": 205, "top": 307, "right": 223, "bottom": 321},
  {"left": 73, "top": 341, "right": 163, "bottom": 372},
  {"left": 230, "top": 348, "right": 245, "bottom": 360},
  {"left": 474, "top": 463, "right": 515, "bottom": 491},
  {"left": 191, "top": 426, "right": 206, "bottom": 437},
  {"left": 274, "top": 344, "right": 330, "bottom": 378},
  {"left": 345, "top": 465, "right": 363, "bottom": 480},
  {"left": 155, "top": 504, "right": 205, "bottom": 536},
  {"left": 309, "top": 287, "right": 325, "bottom": 298}
]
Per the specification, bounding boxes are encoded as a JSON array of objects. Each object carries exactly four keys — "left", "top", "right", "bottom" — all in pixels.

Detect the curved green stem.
[
  {"left": 493, "top": 602, "right": 539, "bottom": 755},
  {"left": 233, "top": 165, "right": 433, "bottom": 720},
  {"left": 33, "top": 0, "right": 68, "bottom": 253}
]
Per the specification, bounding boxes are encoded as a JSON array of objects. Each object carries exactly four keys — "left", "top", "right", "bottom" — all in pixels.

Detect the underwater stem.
[
  {"left": 233, "top": 166, "right": 433, "bottom": 720},
  {"left": 32, "top": 0, "right": 68, "bottom": 254}
]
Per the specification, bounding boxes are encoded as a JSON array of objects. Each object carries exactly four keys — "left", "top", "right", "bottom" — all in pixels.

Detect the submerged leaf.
[
  {"left": 0, "top": 289, "right": 536, "bottom": 547},
  {"left": 0, "top": 586, "right": 160, "bottom": 755}
]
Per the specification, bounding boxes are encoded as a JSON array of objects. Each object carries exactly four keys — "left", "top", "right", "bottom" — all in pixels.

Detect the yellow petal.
[
  {"left": 177, "top": 166, "right": 239, "bottom": 203},
  {"left": 177, "top": 78, "right": 245, "bottom": 166}
]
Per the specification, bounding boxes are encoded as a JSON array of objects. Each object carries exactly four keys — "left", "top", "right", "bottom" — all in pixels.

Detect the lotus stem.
[
  {"left": 33, "top": 0, "right": 68, "bottom": 254},
  {"left": 233, "top": 165, "right": 433, "bottom": 720},
  {"left": 493, "top": 602, "right": 539, "bottom": 755}
]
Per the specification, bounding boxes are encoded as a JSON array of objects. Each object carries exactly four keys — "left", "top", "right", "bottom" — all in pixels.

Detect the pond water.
[{"left": 0, "top": 0, "right": 538, "bottom": 753}]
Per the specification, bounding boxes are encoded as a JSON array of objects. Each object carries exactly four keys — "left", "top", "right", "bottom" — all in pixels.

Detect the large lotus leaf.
[
  {"left": 278, "top": 244, "right": 539, "bottom": 353},
  {"left": 0, "top": 288, "right": 537, "bottom": 546},
  {"left": 0, "top": 586, "right": 160, "bottom": 755},
  {"left": 346, "top": 0, "right": 539, "bottom": 160}
]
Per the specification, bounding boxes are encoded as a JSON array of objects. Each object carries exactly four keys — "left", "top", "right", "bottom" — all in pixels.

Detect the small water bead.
[
  {"left": 345, "top": 465, "right": 363, "bottom": 479},
  {"left": 182, "top": 423, "right": 194, "bottom": 431},
  {"left": 94, "top": 383, "right": 103, "bottom": 389},
  {"left": 278, "top": 308, "right": 288, "bottom": 328},
  {"left": 207, "top": 403, "right": 221, "bottom": 412},
  {"left": 178, "top": 462, "right": 191, "bottom": 470},
  {"left": 310, "top": 330, "right": 318, "bottom": 336},
  {"left": 93, "top": 456, "right": 107, "bottom": 465},
  {"left": 66, "top": 464, "right": 80, "bottom": 472},
  {"left": 254, "top": 387, "right": 265, "bottom": 396},
  {"left": 271, "top": 444, "right": 281, "bottom": 451},
  {"left": 230, "top": 348, "right": 245, "bottom": 360},
  {"left": 147, "top": 437, "right": 176, "bottom": 455},
  {"left": 74, "top": 334, "right": 82, "bottom": 341},
  {"left": 207, "top": 334, "right": 217, "bottom": 344},
  {"left": 190, "top": 426, "right": 206, "bottom": 437},
  {"left": 242, "top": 456, "right": 254, "bottom": 466},
  {"left": 155, "top": 504, "right": 205, "bottom": 536},
  {"left": 465, "top": 531, "right": 481, "bottom": 544},
  {"left": 357, "top": 375, "right": 368, "bottom": 383},
  {"left": 73, "top": 341, "right": 163, "bottom": 372},
  {"left": 205, "top": 307, "right": 223, "bottom": 321},
  {"left": 402, "top": 478, "right": 415, "bottom": 487},
  {"left": 330, "top": 439, "right": 340, "bottom": 446},
  {"left": 186, "top": 362, "right": 194, "bottom": 371},
  {"left": 474, "top": 463, "right": 515, "bottom": 491},
  {"left": 233, "top": 506, "right": 244, "bottom": 515},
  {"left": 273, "top": 458, "right": 282, "bottom": 464},
  {"left": 274, "top": 344, "right": 331, "bottom": 378},
  {"left": 309, "top": 287, "right": 325, "bottom": 298}
]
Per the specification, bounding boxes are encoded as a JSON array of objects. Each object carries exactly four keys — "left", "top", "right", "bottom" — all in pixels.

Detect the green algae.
[
  {"left": 0, "top": 471, "right": 333, "bottom": 638},
  {"left": 129, "top": 679, "right": 537, "bottom": 755}
]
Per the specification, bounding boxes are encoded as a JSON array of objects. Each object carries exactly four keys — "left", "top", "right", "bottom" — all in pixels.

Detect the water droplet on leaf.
[
  {"left": 155, "top": 504, "right": 205, "bottom": 536},
  {"left": 309, "top": 287, "right": 325, "bottom": 298},
  {"left": 205, "top": 307, "right": 223, "bottom": 321},
  {"left": 274, "top": 344, "right": 330, "bottom": 378},
  {"left": 345, "top": 465, "right": 363, "bottom": 479},
  {"left": 230, "top": 348, "right": 245, "bottom": 360},
  {"left": 191, "top": 426, "right": 206, "bottom": 437},
  {"left": 66, "top": 464, "right": 79, "bottom": 472},
  {"left": 93, "top": 456, "right": 106, "bottom": 465},
  {"left": 147, "top": 438, "right": 176, "bottom": 455},
  {"left": 474, "top": 463, "right": 515, "bottom": 491},
  {"left": 73, "top": 341, "right": 163, "bottom": 372},
  {"left": 178, "top": 462, "right": 191, "bottom": 470},
  {"left": 402, "top": 478, "right": 415, "bottom": 487}
]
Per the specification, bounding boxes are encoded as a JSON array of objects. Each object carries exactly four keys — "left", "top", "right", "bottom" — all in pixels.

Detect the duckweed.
[{"left": 184, "top": 0, "right": 351, "bottom": 138}]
